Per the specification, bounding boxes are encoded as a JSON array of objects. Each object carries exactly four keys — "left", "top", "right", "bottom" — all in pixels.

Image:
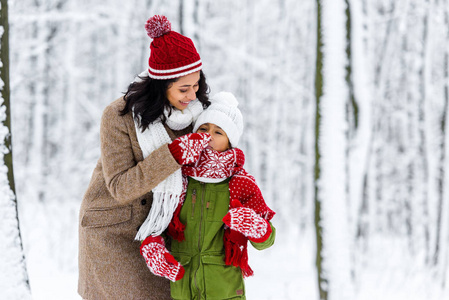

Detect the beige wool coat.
[{"left": 78, "top": 97, "right": 192, "bottom": 300}]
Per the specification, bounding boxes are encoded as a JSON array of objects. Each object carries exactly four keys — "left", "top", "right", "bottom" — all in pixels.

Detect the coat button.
[{"left": 141, "top": 199, "right": 147, "bottom": 205}]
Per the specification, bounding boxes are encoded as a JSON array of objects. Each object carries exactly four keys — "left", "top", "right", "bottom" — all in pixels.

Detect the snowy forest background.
[{"left": 2, "top": 0, "right": 449, "bottom": 299}]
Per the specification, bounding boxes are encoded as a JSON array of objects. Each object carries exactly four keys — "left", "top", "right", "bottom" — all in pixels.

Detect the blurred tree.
[
  {"left": 314, "top": 0, "right": 326, "bottom": 297},
  {"left": 314, "top": 0, "right": 355, "bottom": 299},
  {"left": 0, "top": 0, "right": 31, "bottom": 297}
]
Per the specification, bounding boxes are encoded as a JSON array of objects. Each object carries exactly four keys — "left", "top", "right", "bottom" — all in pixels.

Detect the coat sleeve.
[
  {"left": 250, "top": 222, "right": 276, "bottom": 250},
  {"left": 100, "top": 103, "right": 181, "bottom": 204}
]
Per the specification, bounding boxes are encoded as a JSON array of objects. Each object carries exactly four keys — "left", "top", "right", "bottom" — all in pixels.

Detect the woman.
[{"left": 78, "top": 15, "right": 210, "bottom": 300}]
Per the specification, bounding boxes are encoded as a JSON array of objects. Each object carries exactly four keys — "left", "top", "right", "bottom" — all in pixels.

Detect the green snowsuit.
[{"left": 170, "top": 178, "right": 276, "bottom": 300}]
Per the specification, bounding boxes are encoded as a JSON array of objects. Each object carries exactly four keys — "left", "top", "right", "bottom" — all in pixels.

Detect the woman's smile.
[{"left": 166, "top": 71, "right": 200, "bottom": 111}]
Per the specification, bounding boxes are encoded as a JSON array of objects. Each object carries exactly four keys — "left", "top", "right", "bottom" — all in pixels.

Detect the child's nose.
[{"left": 207, "top": 131, "right": 214, "bottom": 139}]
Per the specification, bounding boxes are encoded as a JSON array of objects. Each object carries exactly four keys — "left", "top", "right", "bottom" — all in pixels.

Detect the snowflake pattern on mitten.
[
  {"left": 222, "top": 206, "right": 271, "bottom": 243},
  {"left": 169, "top": 133, "right": 211, "bottom": 165},
  {"left": 140, "top": 236, "right": 185, "bottom": 282}
]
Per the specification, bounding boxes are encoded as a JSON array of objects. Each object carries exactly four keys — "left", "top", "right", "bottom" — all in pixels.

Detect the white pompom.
[
  {"left": 211, "top": 91, "right": 239, "bottom": 107},
  {"left": 145, "top": 15, "right": 171, "bottom": 38}
]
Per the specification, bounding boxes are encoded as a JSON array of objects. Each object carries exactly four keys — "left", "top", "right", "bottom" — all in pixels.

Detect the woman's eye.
[{"left": 180, "top": 89, "right": 187, "bottom": 93}]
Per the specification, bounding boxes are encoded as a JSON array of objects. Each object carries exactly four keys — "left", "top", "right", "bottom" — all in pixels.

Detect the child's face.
[{"left": 196, "top": 123, "right": 231, "bottom": 152}]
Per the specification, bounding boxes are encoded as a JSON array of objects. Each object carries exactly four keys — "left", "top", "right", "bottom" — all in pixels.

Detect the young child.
[{"left": 140, "top": 92, "right": 276, "bottom": 299}]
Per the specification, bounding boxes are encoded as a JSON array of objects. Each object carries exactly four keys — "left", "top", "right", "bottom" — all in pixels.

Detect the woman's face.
[
  {"left": 196, "top": 123, "right": 231, "bottom": 152},
  {"left": 166, "top": 71, "right": 200, "bottom": 111}
]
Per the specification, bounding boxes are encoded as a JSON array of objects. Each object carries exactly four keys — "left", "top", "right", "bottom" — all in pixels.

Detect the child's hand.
[
  {"left": 168, "top": 133, "right": 211, "bottom": 165},
  {"left": 222, "top": 206, "right": 272, "bottom": 243},
  {"left": 140, "top": 235, "right": 185, "bottom": 282}
]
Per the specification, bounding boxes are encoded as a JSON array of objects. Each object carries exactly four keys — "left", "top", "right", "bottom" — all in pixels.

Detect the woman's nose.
[{"left": 187, "top": 88, "right": 196, "bottom": 100}]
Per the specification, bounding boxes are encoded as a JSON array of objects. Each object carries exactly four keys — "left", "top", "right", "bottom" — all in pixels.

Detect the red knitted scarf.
[{"left": 167, "top": 148, "right": 275, "bottom": 277}]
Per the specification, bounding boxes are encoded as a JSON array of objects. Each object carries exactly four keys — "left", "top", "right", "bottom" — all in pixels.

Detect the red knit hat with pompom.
[{"left": 145, "top": 15, "right": 202, "bottom": 79}]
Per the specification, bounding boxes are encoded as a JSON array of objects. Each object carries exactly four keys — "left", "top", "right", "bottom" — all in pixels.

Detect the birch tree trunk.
[
  {"left": 315, "top": 0, "right": 355, "bottom": 299},
  {"left": 0, "top": 0, "right": 31, "bottom": 297}
]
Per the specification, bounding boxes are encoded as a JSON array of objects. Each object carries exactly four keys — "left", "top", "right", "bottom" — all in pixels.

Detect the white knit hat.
[{"left": 193, "top": 91, "right": 244, "bottom": 147}]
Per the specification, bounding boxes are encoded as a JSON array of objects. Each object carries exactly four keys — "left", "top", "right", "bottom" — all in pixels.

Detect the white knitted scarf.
[{"left": 134, "top": 100, "right": 203, "bottom": 240}]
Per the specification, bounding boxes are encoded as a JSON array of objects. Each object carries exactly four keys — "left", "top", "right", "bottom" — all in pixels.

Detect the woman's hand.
[
  {"left": 140, "top": 235, "right": 185, "bottom": 282},
  {"left": 222, "top": 205, "right": 272, "bottom": 243},
  {"left": 168, "top": 133, "right": 211, "bottom": 165}
]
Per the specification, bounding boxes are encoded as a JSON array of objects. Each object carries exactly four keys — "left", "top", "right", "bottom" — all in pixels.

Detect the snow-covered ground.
[
  {"left": 18, "top": 193, "right": 449, "bottom": 300},
  {"left": 246, "top": 230, "right": 318, "bottom": 299},
  {"left": 24, "top": 204, "right": 449, "bottom": 300},
  {"left": 25, "top": 207, "right": 317, "bottom": 300},
  {"left": 28, "top": 267, "right": 80, "bottom": 300}
]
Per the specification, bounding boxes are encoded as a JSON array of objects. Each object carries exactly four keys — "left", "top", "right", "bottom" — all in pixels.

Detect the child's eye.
[
  {"left": 216, "top": 131, "right": 223, "bottom": 135},
  {"left": 198, "top": 127, "right": 207, "bottom": 131}
]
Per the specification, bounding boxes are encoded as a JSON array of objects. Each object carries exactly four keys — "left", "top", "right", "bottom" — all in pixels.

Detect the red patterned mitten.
[
  {"left": 140, "top": 235, "right": 185, "bottom": 282},
  {"left": 222, "top": 206, "right": 272, "bottom": 243},
  {"left": 168, "top": 133, "right": 211, "bottom": 165}
]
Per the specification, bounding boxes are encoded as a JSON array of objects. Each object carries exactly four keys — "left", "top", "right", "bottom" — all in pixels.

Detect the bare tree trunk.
[
  {"left": 315, "top": 0, "right": 356, "bottom": 298},
  {"left": 419, "top": 1, "right": 431, "bottom": 262},
  {"left": 344, "top": 0, "right": 357, "bottom": 282},
  {"left": 0, "top": 0, "right": 31, "bottom": 297},
  {"left": 434, "top": 0, "right": 449, "bottom": 269},
  {"left": 314, "top": 0, "right": 326, "bottom": 298}
]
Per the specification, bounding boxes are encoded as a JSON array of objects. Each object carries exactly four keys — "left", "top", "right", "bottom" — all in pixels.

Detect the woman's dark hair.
[{"left": 120, "top": 70, "right": 210, "bottom": 131}]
